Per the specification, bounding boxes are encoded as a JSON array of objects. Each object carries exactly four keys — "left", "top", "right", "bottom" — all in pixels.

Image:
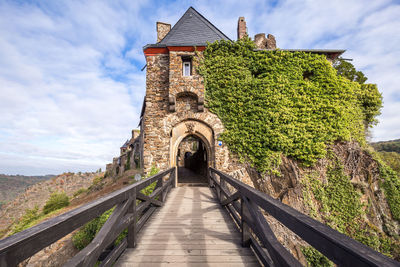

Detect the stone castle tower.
[{"left": 140, "top": 7, "right": 250, "bottom": 185}]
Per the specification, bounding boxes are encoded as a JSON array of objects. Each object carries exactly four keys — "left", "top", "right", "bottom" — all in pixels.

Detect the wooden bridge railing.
[
  {"left": 209, "top": 167, "right": 399, "bottom": 267},
  {"left": 0, "top": 167, "right": 176, "bottom": 267}
]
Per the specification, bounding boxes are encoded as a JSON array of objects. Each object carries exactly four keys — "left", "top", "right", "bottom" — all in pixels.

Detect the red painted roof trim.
[
  {"left": 167, "top": 46, "right": 206, "bottom": 52},
  {"left": 144, "top": 46, "right": 206, "bottom": 56},
  {"left": 143, "top": 47, "right": 168, "bottom": 56}
]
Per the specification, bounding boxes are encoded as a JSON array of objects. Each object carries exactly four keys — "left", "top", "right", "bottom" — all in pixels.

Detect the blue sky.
[{"left": 0, "top": 0, "right": 399, "bottom": 175}]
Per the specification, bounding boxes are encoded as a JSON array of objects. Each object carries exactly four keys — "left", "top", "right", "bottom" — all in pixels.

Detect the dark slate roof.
[
  {"left": 121, "top": 140, "right": 129, "bottom": 149},
  {"left": 253, "top": 48, "right": 345, "bottom": 60},
  {"left": 276, "top": 49, "right": 345, "bottom": 54},
  {"left": 144, "top": 7, "right": 230, "bottom": 49}
]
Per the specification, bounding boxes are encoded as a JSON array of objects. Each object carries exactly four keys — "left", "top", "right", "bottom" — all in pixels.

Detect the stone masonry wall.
[
  {"left": 176, "top": 94, "right": 197, "bottom": 113},
  {"left": 169, "top": 51, "right": 204, "bottom": 98},
  {"left": 142, "top": 54, "right": 170, "bottom": 171}
]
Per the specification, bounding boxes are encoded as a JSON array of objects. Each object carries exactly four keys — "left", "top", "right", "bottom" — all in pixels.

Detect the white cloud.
[
  {"left": 0, "top": 0, "right": 148, "bottom": 175},
  {"left": 0, "top": 0, "right": 399, "bottom": 175}
]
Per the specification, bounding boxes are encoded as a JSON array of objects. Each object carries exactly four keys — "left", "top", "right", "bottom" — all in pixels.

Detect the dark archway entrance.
[{"left": 176, "top": 135, "right": 208, "bottom": 185}]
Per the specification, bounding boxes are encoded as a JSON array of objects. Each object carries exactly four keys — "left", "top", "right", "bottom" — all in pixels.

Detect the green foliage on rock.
[
  {"left": 301, "top": 158, "right": 400, "bottom": 259},
  {"left": 366, "top": 148, "right": 400, "bottom": 223},
  {"left": 199, "top": 38, "right": 381, "bottom": 173},
  {"left": 9, "top": 192, "right": 70, "bottom": 235},
  {"left": 42, "top": 192, "right": 69, "bottom": 215},
  {"left": 379, "top": 161, "right": 400, "bottom": 221},
  {"left": 73, "top": 188, "right": 88, "bottom": 198},
  {"left": 88, "top": 174, "right": 106, "bottom": 191},
  {"left": 11, "top": 206, "right": 40, "bottom": 234},
  {"left": 301, "top": 246, "right": 333, "bottom": 267},
  {"left": 11, "top": 202, "right": 70, "bottom": 235},
  {"left": 378, "top": 151, "right": 400, "bottom": 174}
]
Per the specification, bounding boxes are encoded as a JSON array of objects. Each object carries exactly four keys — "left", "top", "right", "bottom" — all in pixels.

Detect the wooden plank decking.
[{"left": 115, "top": 186, "right": 259, "bottom": 266}]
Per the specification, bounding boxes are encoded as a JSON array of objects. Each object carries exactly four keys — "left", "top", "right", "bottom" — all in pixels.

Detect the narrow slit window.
[{"left": 182, "top": 57, "right": 192, "bottom": 76}]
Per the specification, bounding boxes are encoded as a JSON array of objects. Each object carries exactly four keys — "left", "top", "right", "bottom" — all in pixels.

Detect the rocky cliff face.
[
  {"left": 245, "top": 141, "right": 400, "bottom": 261},
  {"left": 0, "top": 172, "right": 96, "bottom": 237}
]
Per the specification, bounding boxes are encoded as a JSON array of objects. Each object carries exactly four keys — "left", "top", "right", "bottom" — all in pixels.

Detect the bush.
[
  {"left": 11, "top": 206, "right": 40, "bottom": 234},
  {"left": 301, "top": 246, "right": 333, "bottom": 267},
  {"left": 378, "top": 151, "right": 400, "bottom": 174},
  {"left": 141, "top": 165, "right": 160, "bottom": 195},
  {"left": 357, "top": 84, "right": 382, "bottom": 128},
  {"left": 43, "top": 192, "right": 69, "bottom": 214},
  {"left": 72, "top": 217, "right": 101, "bottom": 250},
  {"left": 72, "top": 208, "right": 128, "bottom": 251},
  {"left": 73, "top": 188, "right": 87, "bottom": 198}
]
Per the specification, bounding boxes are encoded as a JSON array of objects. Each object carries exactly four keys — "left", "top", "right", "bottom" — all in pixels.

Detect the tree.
[
  {"left": 333, "top": 58, "right": 367, "bottom": 84},
  {"left": 334, "top": 58, "right": 382, "bottom": 130}
]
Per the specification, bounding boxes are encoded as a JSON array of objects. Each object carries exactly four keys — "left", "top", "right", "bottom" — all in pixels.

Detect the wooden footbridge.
[{"left": 0, "top": 167, "right": 398, "bottom": 267}]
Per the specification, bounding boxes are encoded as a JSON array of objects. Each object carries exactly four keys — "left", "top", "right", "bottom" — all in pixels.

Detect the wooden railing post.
[
  {"left": 217, "top": 174, "right": 221, "bottom": 201},
  {"left": 241, "top": 196, "right": 251, "bottom": 247},
  {"left": 161, "top": 175, "right": 166, "bottom": 203},
  {"left": 172, "top": 166, "right": 177, "bottom": 188},
  {"left": 127, "top": 189, "right": 137, "bottom": 248},
  {"left": 210, "top": 168, "right": 215, "bottom": 188},
  {"left": 220, "top": 176, "right": 226, "bottom": 202}
]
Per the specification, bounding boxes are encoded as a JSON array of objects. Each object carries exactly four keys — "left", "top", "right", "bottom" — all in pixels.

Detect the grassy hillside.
[
  {"left": 371, "top": 139, "right": 400, "bottom": 174},
  {"left": 372, "top": 139, "right": 400, "bottom": 154},
  {"left": 0, "top": 174, "right": 54, "bottom": 208},
  {"left": 0, "top": 170, "right": 141, "bottom": 266}
]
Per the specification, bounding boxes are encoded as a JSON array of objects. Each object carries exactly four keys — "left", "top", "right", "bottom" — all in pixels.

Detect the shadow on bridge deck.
[
  {"left": 114, "top": 187, "right": 259, "bottom": 266},
  {"left": 178, "top": 167, "right": 208, "bottom": 186}
]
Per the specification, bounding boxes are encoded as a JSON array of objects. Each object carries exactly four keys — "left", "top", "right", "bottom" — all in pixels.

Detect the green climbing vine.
[
  {"left": 369, "top": 149, "right": 400, "bottom": 221},
  {"left": 198, "top": 38, "right": 382, "bottom": 174},
  {"left": 301, "top": 158, "right": 400, "bottom": 259}
]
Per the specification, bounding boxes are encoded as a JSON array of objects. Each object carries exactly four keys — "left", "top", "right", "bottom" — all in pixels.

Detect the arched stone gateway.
[{"left": 170, "top": 120, "right": 214, "bottom": 186}]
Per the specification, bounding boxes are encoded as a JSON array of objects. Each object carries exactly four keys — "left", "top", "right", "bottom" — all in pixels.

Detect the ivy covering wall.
[{"left": 199, "top": 38, "right": 381, "bottom": 174}]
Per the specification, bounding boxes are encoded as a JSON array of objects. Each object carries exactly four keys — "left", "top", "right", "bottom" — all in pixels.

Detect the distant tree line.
[{"left": 372, "top": 139, "right": 400, "bottom": 154}]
